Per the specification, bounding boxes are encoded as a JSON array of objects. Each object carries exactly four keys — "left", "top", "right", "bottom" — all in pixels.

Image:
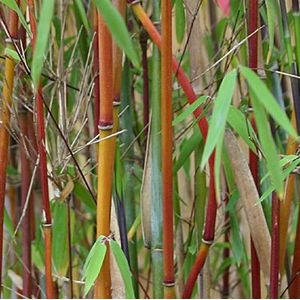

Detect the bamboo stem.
[
  {"left": 93, "top": 6, "right": 100, "bottom": 137},
  {"left": 248, "top": 1, "right": 262, "bottom": 296},
  {"left": 94, "top": 9, "right": 114, "bottom": 298},
  {"left": 18, "top": 71, "right": 32, "bottom": 299},
  {"left": 161, "top": 0, "right": 175, "bottom": 298},
  {"left": 149, "top": 0, "right": 163, "bottom": 297},
  {"left": 0, "top": 3, "right": 19, "bottom": 293}
]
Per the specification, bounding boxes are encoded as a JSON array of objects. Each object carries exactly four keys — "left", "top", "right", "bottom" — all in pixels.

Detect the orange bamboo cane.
[
  {"left": 94, "top": 10, "right": 114, "bottom": 299},
  {"left": 27, "top": 1, "right": 53, "bottom": 297},
  {"left": 161, "top": 0, "right": 175, "bottom": 298},
  {"left": 0, "top": 3, "right": 19, "bottom": 292}
]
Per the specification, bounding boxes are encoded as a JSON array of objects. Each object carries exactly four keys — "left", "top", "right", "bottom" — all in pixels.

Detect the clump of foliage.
[{"left": 1, "top": 0, "right": 300, "bottom": 299}]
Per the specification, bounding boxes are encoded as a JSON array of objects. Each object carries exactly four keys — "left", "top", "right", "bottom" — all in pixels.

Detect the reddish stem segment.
[
  {"left": 161, "top": 0, "right": 175, "bottom": 297},
  {"left": 248, "top": 1, "right": 261, "bottom": 297},
  {"left": 249, "top": 127, "right": 261, "bottom": 298},
  {"left": 270, "top": 194, "right": 280, "bottom": 298},
  {"left": 98, "top": 15, "right": 113, "bottom": 128},
  {"left": 93, "top": 7, "right": 100, "bottom": 136}
]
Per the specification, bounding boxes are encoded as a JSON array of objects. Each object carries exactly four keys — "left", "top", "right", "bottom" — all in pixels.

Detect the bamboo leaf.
[
  {"left": 83, "top": 236, "right": 107, "bottom": 296},
  {"left": 173, "top": 96, "right": 208, "bottom": 126},
  {"left": 93, "top": 0, "right": 139, "bottom": 67},
  {"left": 175, "top": 0, "right": 185, "bottom": 43},
  {"left": 201, "top": 69, "right": 237, "bottom": 169},
  {"left": 251, "top": 90, "right": 284, "bottom": 196},
  {"left": 240, "top": 66, "right": 298, "bottom": 140},
  {"left": 73, "top": 181, "right": 96, "bottom": 212},
  {"left": 0, "top": 0, "right": 31, "bottom": 34},
  {"left": 174, "top": 130, "right": 202, "bottom": 173},
  {"left": 31, "top": 0, "right": 55, "bottom": 87},
  {"left": 265, "top": 0, "right": 276, "bottom": 63},
  {"left": 110, "top": 239, "right": 135, "bottom": 299},
  {"left": 74, "top": 0, "right": 90, "bottom": 31},
  {"left": 4, "top": 48, "right": 20, "bottom": 62},
  {"left": 227, "top": 105, "right": 257, "bottom": 153}
]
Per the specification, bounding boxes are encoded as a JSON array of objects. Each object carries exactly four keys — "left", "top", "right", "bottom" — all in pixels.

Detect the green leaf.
[
  {"left": 173, "top": 96, "right": 208, "bottom": 126},
  {"left": 251, "top": 90, "right": 284, "bottom": 196},
  {"left": 73, "top": 181, "right": 96, "bottom": 212},
  {"left": 74, "top": 0, "right": 90, "bottom": 31},
  {"left": 174, "top": 130, "right": 202, "bottom": 173},
  {"left": 227, "top": 105, "right": 257, "bottom": 153},
  {"left": 83, "top": 236, "right": 107, "bottom": 297},
  {"left": 175, "top": 0, "right": 185, "bottom": 43},
  {"left": 4, "top": 48, "right": 20, "bottom": 62},
  {"left": 265, "top": 0, "right": 276, "bottom": 63},
  {"left": 240, "top": 66, "right": 298, "bottom": 140},
  {"left": 93, "top": 0, "right": 139, "bottom": 67},
  {"left": 31, "top": 0, "right": 55, "bottom": 87},
  {"left": 52, "top": 201, "right": 75, "bottom": 276},
  {"left": 260, "top": 157, "right": 300, "bottom": 202},
  {"left": 4, "top": 207, "right": 15, "bottom": 242},
  {"left": 0, "top": 0, "right": 31, "bottom": 34},
  {"left": 201, "top": 69, "right": 237, "bottom": 169},
  {"left": 110, "top": 240, "right": 135, "bottom": 299}
]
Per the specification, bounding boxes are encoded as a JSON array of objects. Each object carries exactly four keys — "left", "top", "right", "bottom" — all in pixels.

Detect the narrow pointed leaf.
[
  {"left": 201, "top": 69, "right": 237, "bottom": 169},
  {"left": 31, "top": 0, "right": 55, "bottom": 87},
  {"left": 251, "top": 91, "right": 284, "bottom": 196},
  {"left": 240, "top": 66, "right": 298, "bottom": 140},
  {"left": 110, "top": 239, "right": 135, "bottom": 299},
  {"left": 83, "top": 238, "right": 106, "bottom": 296}
]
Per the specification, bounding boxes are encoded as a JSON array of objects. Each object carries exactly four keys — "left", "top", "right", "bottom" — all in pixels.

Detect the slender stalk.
[
  {"left": 27, "top": 1, "right": 53, "bottom": 297},
  {"left": 18, "top": 25, "right": 32, "bottom": 298},
  {"left": 0, "top": 3, "right": 19, "bottom": 293},
  {"left": 93, "top": 6, "right": 100, "bottom": 137},
  {"left": 270, "top": 194, "right": 280, "bottom": 299},
  {"left": 94, "top": 9, "right": 114, "bottom": 299},
  {"left": 161, "top": 0, "right": 175, "bottom": 298},
  {"left": 149, "top": 0, "right": 163, "bottom": 297},
  {"left": 248, "top": 1, "right": 261, "bottom": 297}
]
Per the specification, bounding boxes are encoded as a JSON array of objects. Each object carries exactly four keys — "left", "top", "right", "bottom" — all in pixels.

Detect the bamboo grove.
[{"left": 1, "top": 0, "right": 300, "bottom": 299}]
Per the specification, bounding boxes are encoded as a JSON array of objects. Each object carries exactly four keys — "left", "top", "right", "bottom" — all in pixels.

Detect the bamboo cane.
[
  {"left": 161, "top": 0, "right": 175, "bottom": 298},
  {"left": 248, "top": 1, "right": 262, "bottom": 296},
  {"left": 18, "top": 25, "right": 33, "bottom": 298},
  {"left": 27, "top": 1, "right": 53, "bottom": 297},
  {"left": 94, "top": 9, "right": 114, "bottom": 299},
  {"left": 0, "top": 2, "right": 19, "bottom": 293}
]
